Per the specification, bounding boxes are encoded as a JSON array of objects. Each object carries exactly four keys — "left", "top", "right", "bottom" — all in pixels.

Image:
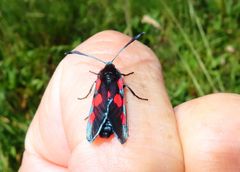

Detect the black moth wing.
[
  {"left": 86, "top": 77, "right": 110, "bottom": 142},
  {"left": 108, "top": 76, "right": 128, "bottom": 144}
]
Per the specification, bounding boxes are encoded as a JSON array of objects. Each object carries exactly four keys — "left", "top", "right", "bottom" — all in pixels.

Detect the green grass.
[{"left": 0, "top": 0, "right": 240, "bottom": 171}]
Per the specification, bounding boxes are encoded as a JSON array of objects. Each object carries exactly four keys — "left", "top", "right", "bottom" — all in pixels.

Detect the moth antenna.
[
  {"left": 111, "top": 32, "right": 145, "bottom": 63},
  {"left": 65, "top": 51, "right": 107, "bottom": 65}
]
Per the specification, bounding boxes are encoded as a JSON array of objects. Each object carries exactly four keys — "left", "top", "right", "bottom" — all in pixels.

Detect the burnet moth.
[{"left": 65, "top": 32, "right": 148, "bottom": 144}]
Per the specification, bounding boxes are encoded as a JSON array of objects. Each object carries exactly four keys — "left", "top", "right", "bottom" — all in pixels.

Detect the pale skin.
[{"left": 19, "top": 31, "right": 240, "bottom": 172}]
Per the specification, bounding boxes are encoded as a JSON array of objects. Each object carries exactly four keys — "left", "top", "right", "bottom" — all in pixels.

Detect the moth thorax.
[
  {"left": 104, "top": 72, "right": 118, "bottom": 84},
  {"left": 99, "top": 119, "right": 113, "bottom": 138},
  {"left": 105, "top": 73, "right": 112, "bottom": 83}
]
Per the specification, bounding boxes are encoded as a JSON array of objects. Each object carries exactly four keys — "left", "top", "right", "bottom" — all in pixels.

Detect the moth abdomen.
[{"left": 99, "top": 119, "right": 113, "bottom": 138}]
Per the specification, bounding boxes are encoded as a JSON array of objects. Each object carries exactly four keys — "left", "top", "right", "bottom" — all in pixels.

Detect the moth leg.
[
  {"left": 84, "top": 115, "right": 89, "bottom": 120},
  {"left": 78, "top": 81, "right": 96, "bottom": 100},
  {"left": 121, "top": 72, "right": 134, "bottom": 76},
  {"left": 89, "top": 70, "right": 99, "bottom": 75},
  {"left": 124, "top": 84, "right": 148, "bottom": 101}
]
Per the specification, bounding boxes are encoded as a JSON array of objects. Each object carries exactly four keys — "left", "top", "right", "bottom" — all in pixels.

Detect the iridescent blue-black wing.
[
  {"left": 108, "top": 77, "right": 128, "bottom": 144},
  {"left": 86, "top": 78, "right": 110, "bottom": 142}
]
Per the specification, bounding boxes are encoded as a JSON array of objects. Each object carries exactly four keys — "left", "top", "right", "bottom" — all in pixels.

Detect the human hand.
[{"left": 19, "top": 31, "right": 240, "bottom": 172}]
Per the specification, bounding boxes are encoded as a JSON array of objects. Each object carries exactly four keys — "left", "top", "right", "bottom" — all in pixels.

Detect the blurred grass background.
[{"left": 0, "top": 0, "right": 240, "bottom": 171}]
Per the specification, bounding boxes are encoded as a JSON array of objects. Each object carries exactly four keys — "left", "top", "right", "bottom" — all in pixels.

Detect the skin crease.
[{"left": 19, "top": 31, "right": 240, "bottom": 172}]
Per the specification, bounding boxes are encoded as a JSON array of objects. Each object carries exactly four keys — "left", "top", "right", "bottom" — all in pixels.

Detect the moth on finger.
[{"left": 65, "top": 33, "right": 148, "bottom": 144}]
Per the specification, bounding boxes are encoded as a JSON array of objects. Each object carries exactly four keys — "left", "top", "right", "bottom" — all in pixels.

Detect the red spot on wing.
[
  {"left": 107, "top": 91, "right": 111, "bottom": 98},
  {"left": 117, "top": 78, "right": 123, "bottom": 90},
  {"left": 89, "top": 112, "right": 95, "bottom": 124},
  {"left": 114, "top": 94, "right": 122, "bottom": 107},
  {"left": 96, "top": 79, "right": 101, "bottom": 91},
  {"left": 121, "top": 113, "right": 126, "bottom": 125},
  {"left": 94, "top": 94, "right": 102, "bottom": 106}
]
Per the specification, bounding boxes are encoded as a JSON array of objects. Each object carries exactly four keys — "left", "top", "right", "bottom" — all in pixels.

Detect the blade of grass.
[
  {"left": 170, "top": 40, "right": 205, "bottom": 96},
  {"left": 124, "top": 0, "right": 133, "bottom": 36},
  {"left": 188, "top": 0, "right": 225, "bottom": 91},
  {"left": 188, "top": 0, "right": 213, "bottom": 60},
  {"left": 180, "top": 54, "right": 205, "bottom": 96},
  {"left": 0, "top": 143, "right": 9, "bottom": 172},
  {"left": 161, "top": 1, "right": 218, "bottom": 92}
]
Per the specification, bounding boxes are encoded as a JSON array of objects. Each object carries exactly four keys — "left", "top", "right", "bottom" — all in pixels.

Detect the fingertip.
[
  {"left": 175, "top": 93, "right": 240, "bottom": 171},
  {"left": 174, "top": 93, "right": 240, "bottom": 115}
]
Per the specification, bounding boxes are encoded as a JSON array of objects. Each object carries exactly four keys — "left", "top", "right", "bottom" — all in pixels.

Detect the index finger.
[{"left": 20, "top": 31, "right": 184, "bottom": 172}]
